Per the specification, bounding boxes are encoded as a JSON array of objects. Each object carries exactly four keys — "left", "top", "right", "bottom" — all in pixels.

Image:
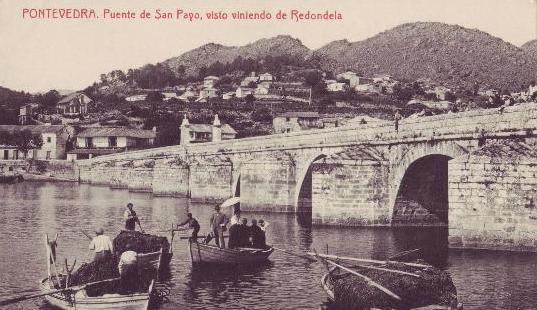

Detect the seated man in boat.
[
  {"left": 176, "top": 212, "right": 200, "bottom": 241},
  {"left": 118, "top": 247, "right": 138, "bottom": 294},
  {"left": 123, "top": 203, "right": 142, "bottom": 232},
  {"left": 89, "top": 227, "right": 114, "bottom": 262},
  {"left": 206, "top": 204, "right": 229, "bottom": 249},
  {"left": 250, "top": 219, "right": 266, "bottom": 249},
  {"left": 228, "top": 213, "right": 242, "bottom": 249}
]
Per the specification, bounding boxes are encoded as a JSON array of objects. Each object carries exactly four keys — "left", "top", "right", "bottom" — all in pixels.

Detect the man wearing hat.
[
  {"left": 206, "top": 204, "right": 228, "bottom": 248},
  {"left": 89, "top": 227, "right": 114, "bottom": 262}
]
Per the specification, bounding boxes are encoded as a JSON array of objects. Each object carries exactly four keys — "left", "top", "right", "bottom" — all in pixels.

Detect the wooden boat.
[
  {"left": 314, "top": 253, "right": 463, "bottom": 310},
  {"left": 188, "top": 240, "right": 273, "bottom": 265},
  {"left": 137, "top": 249, "right": 172, "bottom": 272},
  {"left": 39, "top": 277, "right": 153, "bottom": 310}
]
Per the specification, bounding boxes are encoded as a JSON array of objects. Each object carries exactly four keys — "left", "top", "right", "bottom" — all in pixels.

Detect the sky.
[{"left": 0, "top": 0, "right": 536, "bottom": 93}]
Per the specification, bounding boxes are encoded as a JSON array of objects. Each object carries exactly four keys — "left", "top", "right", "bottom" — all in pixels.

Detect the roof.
[
  {"left": 204, "top": 76, "right": 219, "bottom": 80},
  {"left": 68, "top": 148, "right": 123, "bottom": 155},
  {"left": 189, "top": 124, "right": 237, "bottom": 135},
  {"left": 276, "top": 112, "right": 320, "bottom": 118},
  {"left": 0, "top": 125, "right": 67, "bottom": 134},
  {"left": 57, "top": 92, "right": 92, "bottom": 104},
  {"left": 77, "top": 127, "right": 156, "bottom": 139}
]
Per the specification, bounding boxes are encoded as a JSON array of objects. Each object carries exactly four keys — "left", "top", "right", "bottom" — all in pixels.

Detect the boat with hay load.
[
  {"left": 28, "top": 233, "right": 163, "bottom": 310},
  {"left": 113, "top": 230, "right": 173, "bottom": 271},
  {"left": 188, "top": 239, "right": 274, "bottom": 265},
  {"left": 39, "top": 277, "right": 154, "bottom": 310},
  {"left": 310, "top": 252, "right": 463, "bottom": 310}
]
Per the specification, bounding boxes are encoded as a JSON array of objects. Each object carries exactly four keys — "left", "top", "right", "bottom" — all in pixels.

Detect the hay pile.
[
  {"left": 331, "top": 261, "right": 458, "bottom": 309},
  {"left": 70, "top": 257, "right": 120, "bottom": 286},
  {"left": 113, "top": 230, "right": 170, "bottom": 255}
]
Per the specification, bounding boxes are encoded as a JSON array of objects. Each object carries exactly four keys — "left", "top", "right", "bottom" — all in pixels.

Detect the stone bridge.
[{"left": 77, "top": 103, "right": 537, "bottom": 251}]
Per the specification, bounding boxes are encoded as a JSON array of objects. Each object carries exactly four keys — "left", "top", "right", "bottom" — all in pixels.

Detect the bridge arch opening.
[
  {"left": 296, "top": 154, "right": 327, "bottom": 215},
  {"left": 393, "top": 154, "right": 452, "bottom": 226}
]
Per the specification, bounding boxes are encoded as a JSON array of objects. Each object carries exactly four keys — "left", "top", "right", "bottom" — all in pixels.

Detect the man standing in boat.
[
  {"left": 207, "top": 204, "right": 229, "bottom": 248},
  {"left": 176, "top": 212, "right": 200, "bottom": 241},
  {"left": 88, "top": 227, "right": 114, "bottom": 262},
  {"left": 250, "top": 219, "right": 266, "bottom": 249},
  {"left": 124, "top": 203, "right": 143, "bottom": 232}
]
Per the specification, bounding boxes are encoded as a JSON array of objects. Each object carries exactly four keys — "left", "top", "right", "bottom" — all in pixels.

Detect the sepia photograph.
[{"left": 1, "top": 0, "right": 537, "bottom": 309}]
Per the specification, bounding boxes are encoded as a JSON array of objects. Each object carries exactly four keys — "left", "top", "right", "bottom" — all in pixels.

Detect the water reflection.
[{"left": 2, "top": 182, "right": 537, "bottom": 310}]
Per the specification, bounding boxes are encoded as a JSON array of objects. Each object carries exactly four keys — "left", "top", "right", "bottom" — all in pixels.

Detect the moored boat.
[
  {"left": 314, "top": 253, "right": 463, "bottom": 310},
  {"left": 39, "top": 277, "right": 154, "bottom": 310},
  {"left": 188, "top": 239, "right": 273, "bottom": 265}
]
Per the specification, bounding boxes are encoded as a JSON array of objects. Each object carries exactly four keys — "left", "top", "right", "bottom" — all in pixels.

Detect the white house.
[
  {"left": 259, "top": 73, "right": 274, "bottom": 82},
  {"left": 125, "top": 94, "right": 148, "bottom": 102},
  {"left": 0, "top": 125, "right": 74, "bottom": 160},
  {"left": 240, "top": 76, "right": 259, "bottom": 87},
  {"left": 336, "top": 71, "right": 357, "bottom": 81},
  {"left": 254, "top": 84, "right": 270, "bottom": 95},
  {"left": 199, "top": 87, "right": 218, "bottom": 99},
  {"left": 326, "top": 82, "right": 347, "bottom": 92},
  {"left": 236, "top": 86, "right": 255, "bottom": 98},
  {"left": 222, "top": 92, "right": 236, "bottom": 100},
  {"left": 68, "top": 127, "right": 156, "bottom": 160},
  {"left": 203, "top": 76, "right": 219, "bottom": 88},
  {"left": 56, "top": 92, "right": 92, "bottom": 115}
]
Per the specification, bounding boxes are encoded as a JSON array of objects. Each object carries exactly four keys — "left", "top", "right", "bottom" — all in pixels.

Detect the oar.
[
  {"left": 307, "top": 252, "right": 430, "bottom": 269},
  {"left": 355, "top": 264, "right": 421, "bottom": 278},
  {"left": 0, "top": 277, "right": 121, "bottom": 307},
  {"left": 324, "top": 259, "right": 402, "bottom": 301},
  {"left": 272, "top": 247, "right": 317, "bottom": 262},
  {"left": 388, "top": 248, "right": 421, "bottom": 261},
  {"left": 179, "top": 235, "right": 229, "bottom": 240},
  {"left": 80, "top": 230, "right": 92, "bottom": 241}
]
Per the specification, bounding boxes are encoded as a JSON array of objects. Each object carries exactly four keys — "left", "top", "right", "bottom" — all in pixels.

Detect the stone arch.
[
  {"left": 388, "top": 141, "right": 467, "bottom": 226},
  {"left": 293, "top": 152, "right": 331, "bottom": 213}
]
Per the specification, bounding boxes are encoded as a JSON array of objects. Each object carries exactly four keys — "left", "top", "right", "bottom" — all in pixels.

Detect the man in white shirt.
[{"left": 88, "top": 228, "right": 114, "bottom": 262}]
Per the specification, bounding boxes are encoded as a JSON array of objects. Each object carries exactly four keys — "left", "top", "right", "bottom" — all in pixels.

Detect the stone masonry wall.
[
  {"left": 449, "top": 142, "right": 537, "bottom": 251},
  {"left": 189, "top": 164, "right": 232, "bottom": 202},
  {"left": 240, "top": 161, "right": 297, "bottom": 213},
  {"left": 151, "top": 157, "right": 189, "bottom": 197},
  {"left": 311, "top": 160, "right": 391, "bottom": 226}
]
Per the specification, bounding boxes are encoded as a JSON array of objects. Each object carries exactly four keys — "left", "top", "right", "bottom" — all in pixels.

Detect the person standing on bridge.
[{"left": 394, "top": 109, "right": 402, "bottom": 133}]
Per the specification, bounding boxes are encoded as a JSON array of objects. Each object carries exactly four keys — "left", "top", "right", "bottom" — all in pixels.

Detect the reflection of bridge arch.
[{"left": 389, "top": 141, "right": 467, "bottom": 226}]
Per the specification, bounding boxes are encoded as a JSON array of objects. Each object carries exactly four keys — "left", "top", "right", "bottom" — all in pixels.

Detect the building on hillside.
[
  {"left": 199, "top": 87, "right": 218, "bottom": 99},
  {"left": 425, "top": 86, "right": 452, "bottom": 101},
  {"left": 350, "top": 76, "right": 374, "bottom": 90},
  {"left": 254, "top": 84, "right": 270, "bottom": 95},
  {"left": 240, "top": 76, "right": 259, "bottom": 87},
  {"left": 259, "top": 73, "right": 274, "bottom": 82},
  {"left": 326, "top": 82, "right": 348, "bottom": 92},
  {"left": 236, "top": 86, "right": 255, "bottom": 98},
  {"left": 180, "top": 115, "right": 237, "bottom": 144},
  {"left": 56, "top": 92, "right": 92, "bottom": 115},
  {"left": 373, "top": 74, "right": 393, "bottom": 83},
  {"left": 336, "top": 71, "right": 357, "bottom": 81},
  {"left": 179, "top": 88, "right": 198, "bottom": 101},
  {"left": 125, "top": 94, "right": 148, "bottom": 102},
  {"left": 203, "top": 76, "right": 220, "bottom": 88},
  {"left": 0, "top": 125, "right": 74, "bottom": 160},
  {"left": 161, "top": 92, "right": 180, "bottom": 101},
  {"left": 222, "top": 91, "right": 236, "bottom": 100},
  {"left": 18, "top": 103, "right": 39, "bottom": 125},
  {"left": 67, "top": 127, "right": 156, "bottom": 160},
  {"left": 272, "top": 112, "right": 321, "bottom": 134}
]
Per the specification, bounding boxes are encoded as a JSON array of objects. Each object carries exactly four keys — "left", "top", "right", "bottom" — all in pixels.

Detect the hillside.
[
  {"left": 312, "top": 22, "right": 537, "bottom": 91},
  {"left": 522, "top": 39, "right": 537, "bottom": 55},
  {"left": 163, "top": 35, "right": 310, "bottom": 77}
]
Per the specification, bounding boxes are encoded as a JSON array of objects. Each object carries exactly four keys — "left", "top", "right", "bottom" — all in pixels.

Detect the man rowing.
[
  {"left": 88, "top": 227, "right": 114, "bottom": 262},
  {"left": 176, "top": 212, "right": 200, "bottom": 241},
  {"left": 124, "top": 203, "right": 143, "bottom": 232}
]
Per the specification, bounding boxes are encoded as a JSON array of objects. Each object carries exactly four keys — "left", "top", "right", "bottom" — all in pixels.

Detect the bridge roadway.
[{"left": 78, "top": 103, "right": 537, "bottom": 252}]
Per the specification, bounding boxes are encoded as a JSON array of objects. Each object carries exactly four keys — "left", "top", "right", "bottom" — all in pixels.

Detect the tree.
[
  {"left": 12, "top": 129, "right": 43, "bottom": 158},
  {"left": 146, "top": 92, "right": 164, "bottom": 102}
]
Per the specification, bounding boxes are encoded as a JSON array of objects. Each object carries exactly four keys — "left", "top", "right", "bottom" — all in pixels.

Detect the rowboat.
[
  {"left": 321, "top": 266, "right": 463, "bottom": 310},
  {"left": 137, "top": 249, "right": 172, "bottom": 272},
  {"left": 188, "top": 240, "right": 274, "bottom": 265},
  {"left": 39, "top": 277, "right": 154, "bottom": 310}
]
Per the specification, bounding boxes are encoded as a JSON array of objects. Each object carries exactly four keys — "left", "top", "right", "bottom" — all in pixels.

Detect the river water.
[{"left": 1, "top": 182, "right": 537, "bottom": 310}]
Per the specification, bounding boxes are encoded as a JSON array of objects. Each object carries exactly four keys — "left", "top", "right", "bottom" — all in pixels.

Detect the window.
[
  {"left": 46, "top": 151, "right": 51, "bottom": 160},
  {"left": 3, "top": 150, "right": 8, "bottom": 160},
  {"left": 86, "top": 137, "right": 94, "bottom": 148},
  {"left": 108, "top": 137, "right": 117, "bottom": 147},
  {"left": 47, "top": 137, "right": 52, "bottom": 143},
  {"left": 286, "top": 117, "right": 290, "bottom": 122}
]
